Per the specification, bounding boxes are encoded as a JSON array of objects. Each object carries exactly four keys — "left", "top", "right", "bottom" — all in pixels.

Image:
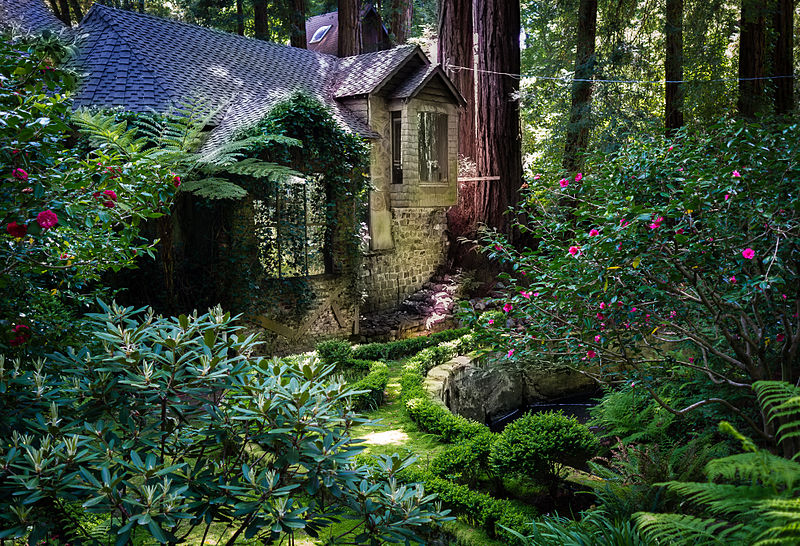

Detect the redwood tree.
[
  {"left": 665, "top": 0, "right": 683, "bottom": 133},
  {"left": 389, "top": 0, "right": 412, "bottom": 44},
  {"left": 737, "top": 0, "right": 766, "bottom": 118},
  {"left": 473, "top": 0, "right": 521, "bottom": 234},
  {"left": 563, "top": 0, "right": 597, "bottom": 171},
  {"left": 438, "top": 0, "right": 475, "bottom": 161},
  {"left": 772, "top": 0, "right": 794, "bottom": 114},
  {"left": 338, "top": 0, "right": 362, "bottom": 57},
  {"left": 236, "top": 0, "right": 244, "bottom": 35},
  {"left": 290, "top": 0, "right": 306, "bottom": 48}
]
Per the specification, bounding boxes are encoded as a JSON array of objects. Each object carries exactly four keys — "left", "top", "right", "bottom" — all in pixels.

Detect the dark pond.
[{"left": 488, "top": 391, "right": 600, "bottom": 432}]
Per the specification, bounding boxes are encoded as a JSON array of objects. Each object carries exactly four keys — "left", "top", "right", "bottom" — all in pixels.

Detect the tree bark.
[
  {"left": 438, "top": 0, "right": 475, "bottom": 161},
  {"left": 737, "top": 0, "right": 766, "bottom": 118},
  {"left": 338, "top": 0, "right": 362, "bottom": 57},
  {"left": 236, "top": 0, "right": 244, "bottom": 35},
  {"left": 47, "top": 0, "right": 63, "bottom": 22},
  {"left": 772, "top": 0, "right": 794, "bottom": 114},
  {"left": 389, "top": 0, "right": 412, "bottom": 44},
  {"left": 67, "top": 0, "right": 83, "bottom": 22},
  {"left": 138, "top": 0, "right": 144, "bottom": 13},
  {"left": 665, "top": 0, "right": 684, "bottom": 133},
  {"left": 563, "top": 0, "right": 597, "bottom": 172},
  {"left": 473, "top": 0, "right": 521, "bottom": 234},
  {"left": 57, "top": 0, "right": 72, "bottom": 25},
  {"left": 290, "top": 0, "right": 307, "bottom": 48},
  {"left": 253, "top": 0, "right": 269, "bottom": 40}
]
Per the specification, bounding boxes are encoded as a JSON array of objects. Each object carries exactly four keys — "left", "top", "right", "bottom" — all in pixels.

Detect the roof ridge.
[{"left": 84, "top": 5, "right": 178, "bottom": 105}]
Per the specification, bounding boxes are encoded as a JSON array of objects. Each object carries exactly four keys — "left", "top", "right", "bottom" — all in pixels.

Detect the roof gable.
[
  {"left": 0, "top": 0, "right": 66, "bottom": 34},
  {"left": 388, "top": 65, "right": 467, "bottom": 106},
  {"left": 305, "top": 4, "right": 390, "bottom": 57}
]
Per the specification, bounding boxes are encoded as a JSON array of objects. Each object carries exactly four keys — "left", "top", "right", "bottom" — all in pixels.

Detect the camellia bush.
[
  {"left": 0, "top": 33, "right": 178, "bottom": 349},
  {"left": 463, "top": 119, "right": 799, "bottom": 457},
  {"left": 0, "top": 302, "right": 449, "bottom": 544}
]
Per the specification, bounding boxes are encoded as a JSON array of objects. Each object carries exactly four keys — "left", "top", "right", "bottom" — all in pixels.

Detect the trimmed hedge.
[
  {"left": 398, "top": 334, "right": 490, "bottom": 443},
  {"left": 348, "top": 360, "right": 389, "bottom": 411},
  {"left": 401, "top": 468, "right": 535, "bottom": 546},
  {"left": 352, "top": 327, "right": 471, "bottom": 361}
]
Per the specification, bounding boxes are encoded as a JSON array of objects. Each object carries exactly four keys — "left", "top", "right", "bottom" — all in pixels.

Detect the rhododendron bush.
[
  {"left": 464, "top": 120, "right": 799, "bottom": 454},
  {"left": 0, "top": 35, "right": 177, "bottom": 348}
]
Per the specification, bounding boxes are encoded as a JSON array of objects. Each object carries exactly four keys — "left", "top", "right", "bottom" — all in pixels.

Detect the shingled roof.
[{"left": 0, "top": 0, "right": 66, "bottom": 34}]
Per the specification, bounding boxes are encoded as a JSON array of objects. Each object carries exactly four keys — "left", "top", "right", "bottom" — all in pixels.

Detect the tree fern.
[
  {"left": 179, "top": 177, "right": 248, "bottom": 200},
  {"left": 635, "top": 512, "right": 747, "bottom": 545},
  {"left": 753, "top": 381, "right": 800, "bottom": 459}
]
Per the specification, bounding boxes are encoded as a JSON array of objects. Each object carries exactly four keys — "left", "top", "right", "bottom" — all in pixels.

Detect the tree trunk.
[
  {"left": 665, "top": 0, "right": 684, "bottom": 133},
  {"left": 737, "top": 0, "right": 766, "bottom": 118},
  {"left": 236, "top": 0, "right": 244, "bottom": 35},
  {"left": 57, "top": 0, "right": 72, "bottom": 25},
  {"left": 138, "top": 0, "right": 144, "bottom": 13},
  {"left": 67, "top": 0, "right": 83, "bottom": 22},
  {"left": 253, "top": 0, "right": 269, "bottom": 40},
  {"left": 47, "top": 0, "right": 63, "bottom": 22},
  {"left": 473, "top": 0, "right": 521, "bottom": 234},
  {"left": 563, "top": 0, "right": 597, "bottom": 172},
  {"left": 438, "top": 0, "right": 475, "bottom": 161},
  {"left": 389, "top": 0, "right": 412, "bottom": 44},
  {"left": 772, "top": 0, "right": 794, "bottom": 114},
  {"left": 290, "top": 0, "right": 306, "bottom": 48},
  {"left": 338, "top": 0, "right": 361, "bottom": 57}
]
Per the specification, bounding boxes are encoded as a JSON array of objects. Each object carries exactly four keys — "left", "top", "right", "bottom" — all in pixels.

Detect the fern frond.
[
  {"left": 223, "top": 158, "right": 301, "bottom": 181},
  {"left": 180, "top": 177, "right": 248, "bottom": 200},
  {"left": 755, "top": 498, "right": 800, "bottom": 545},
  {"left": 753, "top": 382, "right": 800, "bottom": 452},
  {"left": 661, "top": 481, "right": 773, "bottom": 517},
  {"left": 634, "top": 512, "right": 747, "bottom": 545},
  {"left": 72, "top": 109, "right": 141, "bottom": 153},
  {"left": 705, "top": 452, "right": 800, "bottom": 491}
]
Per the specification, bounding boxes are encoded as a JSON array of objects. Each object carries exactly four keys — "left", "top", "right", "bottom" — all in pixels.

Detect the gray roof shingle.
[
  {"left": 0, "top": 0, "right": 66, "bottom": 34},
  {"left": 334, "top": 44, "right": 419, "bottom": 97}
]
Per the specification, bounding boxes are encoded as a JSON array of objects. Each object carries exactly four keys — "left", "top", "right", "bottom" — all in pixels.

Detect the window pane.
[{"left": 418, "top": 112, "right": 447, "bottom": 182}]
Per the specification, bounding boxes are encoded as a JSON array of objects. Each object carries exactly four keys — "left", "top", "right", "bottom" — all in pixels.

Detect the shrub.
[
  {"left": 0, "top": 303, "right": 449, "bottom": 544},
  {"left": 430, "top": 432, "right": 497, "bottom": 486},
  {"left": 353, "top": 327, "right": 470, "bottom": 361},
  {"left": 490, "top": 411, "right": 598, "bottom": 490},
  {"left": 348, "top": 360, "right": 389, "bottom": 410},
  {"left": 466, "top": 120, "right": 800, "bottom": 453},
  {"left": 316, "top": 338, "right": 353, "bottom": 366}
]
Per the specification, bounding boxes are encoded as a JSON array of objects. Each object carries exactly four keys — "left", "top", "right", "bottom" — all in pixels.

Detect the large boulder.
[{"left": 440, "top": 357, "right": 597, "bottom": 424}]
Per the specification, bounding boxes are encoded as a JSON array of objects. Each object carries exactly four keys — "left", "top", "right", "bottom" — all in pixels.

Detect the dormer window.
[{"left": 310, "top": 25, "right": 332, "bottom": 44}]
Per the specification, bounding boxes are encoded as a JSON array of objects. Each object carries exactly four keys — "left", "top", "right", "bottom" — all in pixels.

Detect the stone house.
[{"left": 1, "top": 1, "right": 464, "bottom": 347}]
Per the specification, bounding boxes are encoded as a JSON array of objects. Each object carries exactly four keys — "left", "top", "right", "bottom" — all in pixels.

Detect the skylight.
[{"left": 309, "top": 25, "right": 332, "bottom": 44}]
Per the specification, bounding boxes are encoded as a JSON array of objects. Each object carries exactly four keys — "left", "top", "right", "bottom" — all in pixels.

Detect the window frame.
[
  {"left": 309, "top": 25, "right": 332, "bottom": 44},
  {"left": 417, "top": 111, "right": 449, "bottom": 184}
]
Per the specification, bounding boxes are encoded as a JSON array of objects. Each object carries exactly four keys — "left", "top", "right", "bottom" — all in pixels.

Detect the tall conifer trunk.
[
  {"left": 737, "top": 0, "right": 766, "bottom": 118},
  {"left": 665, "top": 0, "right": 684, "bottom": 133},
  {"left": 338, "top": 0, "right": 362, "bottom": 56},
  {"left": 390, "top": 0, "right": 412, "bottom": 44},
  {"left": 236, "top": 0, "right": 244, "bottom": 35},
  {"left": 772, "top": 0, "right": 794, "bottom": 114},
  {"left": 473, "top": 0, "right": 521, "bottom": 234},
  {"left": 563, "top": 0, "right": 597, "bottom": 171},
  {"left": 57, "top": 0, "right": 72, "bottom": 25},
  {"left": 253, "top": 0, "right": 269, "bottom": 40},
  {"left": 290, "top": 0, "right": 307, "bottom": 48}
]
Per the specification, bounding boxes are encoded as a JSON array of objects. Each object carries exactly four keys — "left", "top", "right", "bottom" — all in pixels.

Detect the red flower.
[
  {"left": 6, "top": 221, "right": 27, "bottom": 237},
  {"left": 9, "top": 324, "right": 31, "bottom": 347},
  {"left": 776, "top": 333, "right": 785, "bottom": 342},
  {"left": 172, "top": 174, "right": 181, "bottom": 188},
  {"left": 12, "top": 168, "right": 28, "bottom": 181},
  {"left": 36, "top": 210, "right": 58, "bottom": 229},
  {"left": 586, "top": 349, "right": 597, "bottom": 359},
  {"left": 103, "top": 189, "right": 117, "bottom": 201}
]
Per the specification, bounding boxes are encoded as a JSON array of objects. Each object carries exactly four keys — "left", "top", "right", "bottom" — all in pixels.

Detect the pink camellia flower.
[
  {"left": 599, "top": 302, "right": 606, "bottom": 309},
  {"left": 8, "top": 324, "right": 31, "bottom": 347},
  {"left": 12, "top": 168, "right": 28, "bottom": 181},
  {"left": 503, "top": 303, "right": 513, "bottom": 313},
  {"left": 103, "top": 189, "right": 117, "bottom": 201},
  {"left": 568, "top": 245, "right": 580, "bottom": 256},
  {"left": 782, "top": 294, "right": 787, "bottom": 300},
  {"left": 649, "top": 216, "right": 664, "bottom": 230},
  {"left": 732, "top": 170, "right": 741, "bottom": 177},
  {"left": 488, "top": 319, "right": 494, "bottom": 325},
  {"left": 631, "top": 307, "right": 637, "bottom": 312},
  {"left": 6, "top": 221, "right": 27, "bottom": 238},
  {"left": 741, "top": 248, "right": 755, "bottom": 259},
  {"left": 495, "top": 245, "right": 503, "bottom": 252},
  {"left": 619, "top": 219, "right": 629, "bottom": 227},
  {"left": 575, "top": 173, "right": 583, "bottom": 182},
  {"left": 533, "top": 174, "right": 541, "bottom": 180},
  {"left": 520, "top": 291, "right": 531, "bottom": 299},
  {"left": 586, "top": 349, "right": 597, "bottom": 359},
  {"left": 533, "top": 292, "right": 539, "bottom": 297},
  {"left": 725, "top": 193, "right": 730, "bottom": 201},
  {"left": 559, "top": 178, "right": 569, "bottom": 188},
  {"left": 172, "top": 174, "right": 181, "bottom": 187},
  {"left": 589, "top": 228, "right": 599, "bottom": 237},
  {"left": 507, "top": 349, "right": 515, "bottom": 358},
  {"left": 777, "top": 333, "right": 785, "bottom": 342},
  {"left": 36, "top": 210, "right": 58, "bottom": 229},
  {"left": 594, "top": 334, "right": 601, "bottom": 342},
  {"left": 596, "top": 312, "right": 605, "bottom": 320},
  {"left": 688, "top": 357, "right": 694, "bottom": 363},
  {"left": 729, "top": 276, "right": 736, "bottom": 283},
  {"left": 670, "top": 310, "right": 677, "bottom": 318},
  {"left": 668, "top": 146, "right": 673, "bottom": 151}
]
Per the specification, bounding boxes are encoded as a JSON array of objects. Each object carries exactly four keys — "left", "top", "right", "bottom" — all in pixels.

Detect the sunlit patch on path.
[{"left": 361, "top": 429, "right": 409, "bottom": 445}]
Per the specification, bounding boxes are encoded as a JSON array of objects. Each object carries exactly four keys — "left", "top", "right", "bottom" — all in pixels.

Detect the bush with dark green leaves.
[
  {"left": 490, "top": 411, "right": 598, "bottom": 490},
  {"left": 315, "top": 338, "right": 353, "bottom": 366},
  {"left": 0, "top": 303, "right": 450, "bottom": 544},
  {"left": 353, "top": 327, "right": 470, "bottom": 361},
  {"left": 430, "top": 432, "right": 497, "bottom": 486},
  {"left": 348, "top": 360, "right": 389, "bottom": 410}
]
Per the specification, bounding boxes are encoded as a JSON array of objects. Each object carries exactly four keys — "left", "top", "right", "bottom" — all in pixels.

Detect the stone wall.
[{"left": 362, "top": 207, "right": 449, "bottom": 311}]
